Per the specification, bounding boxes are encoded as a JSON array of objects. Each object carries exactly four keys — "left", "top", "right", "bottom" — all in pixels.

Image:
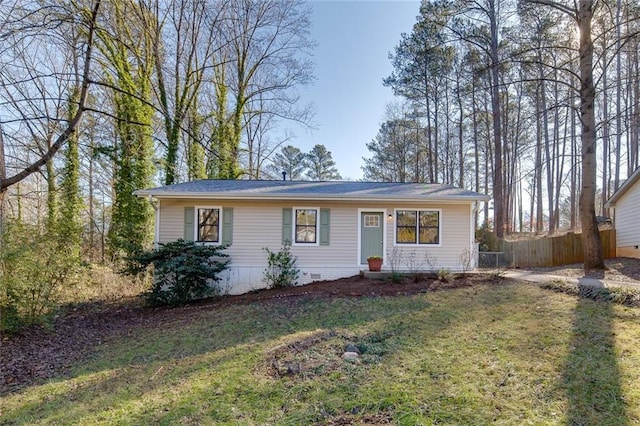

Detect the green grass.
[{"left": 3, "top": 283, "right": 640, "bottom": 425}]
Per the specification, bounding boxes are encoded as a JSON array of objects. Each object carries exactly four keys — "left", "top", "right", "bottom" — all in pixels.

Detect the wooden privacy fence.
[{"left": 497, "top": 229, "right": 616, "bottom": 268}]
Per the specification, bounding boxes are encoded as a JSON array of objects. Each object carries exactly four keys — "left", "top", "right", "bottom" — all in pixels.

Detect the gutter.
[{"left": 134, "top": 191, "right": 491, "bottom": 204}]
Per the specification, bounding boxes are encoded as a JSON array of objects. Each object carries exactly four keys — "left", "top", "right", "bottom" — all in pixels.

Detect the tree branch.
[{"left": 1, "top": 0, "right": 101, "bottom": 192}]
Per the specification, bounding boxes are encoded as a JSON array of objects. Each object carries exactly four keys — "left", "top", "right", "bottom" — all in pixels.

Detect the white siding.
[
  {"left": 383, "top": 204, "right": 472, "bottom": 271},
  {"left": 157, "top": 198, "right": 476, "bottom": 293},
  {"left": 614, "top": 180, "right": 640, "bottom": 251}
]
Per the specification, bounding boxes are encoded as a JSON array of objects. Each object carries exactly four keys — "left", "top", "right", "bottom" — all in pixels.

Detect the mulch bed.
[{"left": 1, "top": 273, "right": 495, "bottom": 396}]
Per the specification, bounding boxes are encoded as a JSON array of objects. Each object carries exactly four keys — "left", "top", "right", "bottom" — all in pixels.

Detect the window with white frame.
[
  {"left": 294, "top": 208, "right": 318, "bottom": 244},
  {"left": 364, "top": 214, "right": 380, "bottom": 227},
  {"left": 197, "top": 207, "right": 220, "bottom": 242},
  {"left": 395, "top": 209, "right": 440, "bottom": 245}
]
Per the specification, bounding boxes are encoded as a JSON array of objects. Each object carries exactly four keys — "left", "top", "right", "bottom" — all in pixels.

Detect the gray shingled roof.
[{"left": 135, "top": 180, "right": 490, "bottom": 202}]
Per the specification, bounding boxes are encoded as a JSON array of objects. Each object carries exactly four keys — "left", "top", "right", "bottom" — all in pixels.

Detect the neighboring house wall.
[
  {"left": 158, "top": 199, "right": 476, "bottom": 294},
  {"left": 613, "top": 182, "right": 640, "bottom": 259}
]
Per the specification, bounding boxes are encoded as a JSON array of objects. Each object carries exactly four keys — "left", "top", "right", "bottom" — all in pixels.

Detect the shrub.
[
  {"left": 263, "top": 243, "right": 299, "bottom": 289},
  {"left": 437, "top": 268, "right": 453, "bottom": 283},
  {"left": 458, "top": 246, "right": 477, "bottom": 274},
  {"left": 404, "top": 251, "right": 423, "bottom": 282},
  {"left": 0, "top": 221, "right": 80, "bottom": 334},
  {"left": 390, "top": 271, "right": 404, "bottom": 284},
  {"left": 386, "top": 247, "right": 401, "bottom": 274},
  {"left": 476, "top": 225, "right": 498, "bottom": 252},
  {"left": 127, "top": 239, "right": 229, "bottom": 306}
]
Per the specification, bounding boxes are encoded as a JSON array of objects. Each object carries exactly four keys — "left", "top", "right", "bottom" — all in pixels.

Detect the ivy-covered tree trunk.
[
  {"left": 58, "top": 87, "right": 83, "bottom": 259},
  {"left": 46, "top": 150, "right": 57, "bottom": 230},
  {"left": 100, "top": 0, "right": 155, "bottom": 260},
  {"left": 187, "top": 104, "right": 207, "bottom": 180},
  {"left": 108, "top": 82, "right": 155, "bottom": 259},
  {"left": 0, "top": 127, "right": 6, "bottom": 232},
  {"left": 208, "top": 62, "right": 236, "bottom": 179}
]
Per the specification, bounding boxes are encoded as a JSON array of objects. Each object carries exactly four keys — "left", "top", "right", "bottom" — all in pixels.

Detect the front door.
[{"left": 361, "top": 212, "right": 384, "bottom": 264}]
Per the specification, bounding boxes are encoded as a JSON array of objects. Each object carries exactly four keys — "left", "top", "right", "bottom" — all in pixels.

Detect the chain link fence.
[{"left": 478, "top": 251, "right": 515, "bottom": 268}]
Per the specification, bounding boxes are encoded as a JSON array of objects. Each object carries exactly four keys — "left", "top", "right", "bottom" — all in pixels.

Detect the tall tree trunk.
[
  {"left": 483, "top": 90, "right": 493, "bottom": 228},
  {"left": 601, "top": 44, "right": 609, "bottom": 216},
  {"left": 457, "top": 78, "right": 464, "bottom": 188},
  {"left": 489, "top": 0, "right": 505, "bottom": 238},
  {"left": 88, "top": 142, "right": 95, "bottom": 263},
  {"left": 444, "top": 84, "right": 452, "bottom": 184},
  {"left": 577, "top": 0, "right": 605, "bottom": 270},
  {"left": 535, "top": 87, "right": 544, "bottom": 233},
  {"left": 58, "top": 86, "right": 83, "bottom": 259},
  {"left": 46, "top": 148, "right": 57, "bottom": 230},
  {"left": 554, "top": 104, "right": 569, "bottom": 230},
  {"left": 539, "top": 55, "right": 553, "bottom": 234},
  {"left": 630, "top": 40, "right": 640, "bottom": 173},
  {"left": 614, "top": 0, "right": 622, "bottom": 191},
  {"left": 434, "top": 88, "right": 440, "bottom": 182},
  {"left": 0, "top": 127, "right": 6, "bottom": 230},
  {"left": 570, "top": 95, "right": 578, "bottom": 231},
  {"left": 426, "top": 95, "right": 434, "bottom": 183},
  {"left": 472, "top": 87, "right": 480, "bottom": 228}
]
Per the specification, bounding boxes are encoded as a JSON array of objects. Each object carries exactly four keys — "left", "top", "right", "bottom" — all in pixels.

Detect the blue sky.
[{"left": 286, "top": 0, "right": 420, "bottom": 180}]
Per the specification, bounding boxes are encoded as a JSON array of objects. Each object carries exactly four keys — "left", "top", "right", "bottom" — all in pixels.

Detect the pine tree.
[
  {"left": 304, "top": 144, "right": 341, "bottom": 181},
  {"left": 267, "top": 145, "right": 307, "bottom": 180}
]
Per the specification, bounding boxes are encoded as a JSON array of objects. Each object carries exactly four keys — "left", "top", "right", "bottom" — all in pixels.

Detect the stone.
[
  {"left": 342, "top": 351, "right": 359, "bottom": 360},
  {"left": 344, "top": 343, "right": 361, "bottom": 354}
]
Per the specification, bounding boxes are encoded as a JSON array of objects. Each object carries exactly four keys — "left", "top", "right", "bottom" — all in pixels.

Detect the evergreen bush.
[{"left": 127, "top": 239, "right": 229, "bottom": 306}]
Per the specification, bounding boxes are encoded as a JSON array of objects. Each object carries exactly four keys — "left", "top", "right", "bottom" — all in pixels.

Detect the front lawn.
[{"left": 2, "top": 281, "right": 639, "bottom": 425}]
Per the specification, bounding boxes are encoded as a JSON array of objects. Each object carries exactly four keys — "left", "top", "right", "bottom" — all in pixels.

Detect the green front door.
[{"left": 361, "top": 212, "right": 384, "bottom": 264}]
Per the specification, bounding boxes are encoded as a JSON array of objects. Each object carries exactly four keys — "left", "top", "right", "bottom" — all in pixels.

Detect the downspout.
[
  {"left": 147, "top": 194, "right": 159, "bottom": 250},
  {"left": 471, "top": 202, "right": 478, "bottom": 269}
]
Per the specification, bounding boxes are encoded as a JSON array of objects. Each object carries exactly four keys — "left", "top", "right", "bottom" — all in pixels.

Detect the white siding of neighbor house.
[
  {"left": 614, "top": 181, "right": 640, "bottom": 258},
  {"left": 157, "top": 198, "right": 476, "bottom": 294}
]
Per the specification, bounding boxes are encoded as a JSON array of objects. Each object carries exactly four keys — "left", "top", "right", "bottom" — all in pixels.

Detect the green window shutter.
[
  {"left": 184, "top": 207, "right": 195, "bottom": 241},
  {"left": 222, "top": 207, "right": 233, "bottom": 245},
  {"left": 282, "top": 208, "right": 293, "bottom": 245},
  {"left": 319, "top": 208, "right": 330, "bottom": 245}
]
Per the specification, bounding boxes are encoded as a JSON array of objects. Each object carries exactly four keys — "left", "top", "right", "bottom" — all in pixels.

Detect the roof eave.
[
  {"left": 605, "top": 166, "right": 640, "bottom": 208},
  {"left": 134, "top": 190, "right": 490, "bottom": 203}
]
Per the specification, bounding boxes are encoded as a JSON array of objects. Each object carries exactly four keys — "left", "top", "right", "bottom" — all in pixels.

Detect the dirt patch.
[
  {"left": 1, "top": 273, "right": 494, "bottom": 396},
  {"left": 265, "top": 330, "right": 345, "bottom": 379}
]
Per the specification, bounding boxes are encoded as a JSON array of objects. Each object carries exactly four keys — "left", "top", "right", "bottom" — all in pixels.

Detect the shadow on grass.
[
  {"left": 4, "top": 284, "right": 530, "bottom": 424},
  {"left": 3, "top": 296, "right": 435, "bottom": 421},
  {"left": 563, "top": 290, "right": 628, "bottom": 425}
]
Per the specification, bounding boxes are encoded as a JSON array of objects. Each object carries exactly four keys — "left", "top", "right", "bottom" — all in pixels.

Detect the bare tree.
[
  {"left": 0, "top": 1, "right": 102, "bottom": 205},
  {"left": 209, "top": 0, "right": 315, "bottom": 179},
  {"left": 150, "top": 0, "right": 224, "bottom": 185}
]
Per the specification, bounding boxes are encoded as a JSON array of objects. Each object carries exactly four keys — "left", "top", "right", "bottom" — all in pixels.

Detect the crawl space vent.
[{"left": 310, "top": 273, "right": 321, "bottom": 280}]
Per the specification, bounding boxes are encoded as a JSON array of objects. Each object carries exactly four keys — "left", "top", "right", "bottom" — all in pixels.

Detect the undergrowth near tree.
[
  {"left": 542, "top": 279, "right": 640, "bottom": 307},
  {"left": 0, "top": 221, "right": 81, "bottom": 334}
]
